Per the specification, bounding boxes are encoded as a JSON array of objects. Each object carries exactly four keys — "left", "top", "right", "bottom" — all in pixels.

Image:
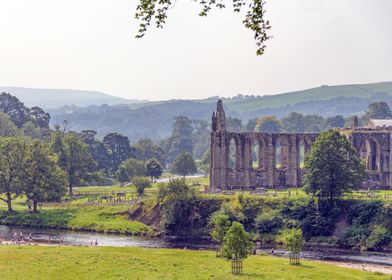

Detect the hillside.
[
  {"left": 0, "top": 87, "right": 144, "bottom": 108},
  {"left": 223, "top": 81, "right": 392, "bottom": 112}
]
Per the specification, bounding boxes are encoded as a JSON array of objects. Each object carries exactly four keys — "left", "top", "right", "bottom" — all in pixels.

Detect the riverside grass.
[
  {"left": 0, "top": 246, "right": 389, "bottom": 280},
  {"left": 0, "top": 206, "right": 149, "bottom": 235}
]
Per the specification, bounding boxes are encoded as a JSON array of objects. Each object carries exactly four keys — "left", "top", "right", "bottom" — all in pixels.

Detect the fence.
[
  {"left": 231, "top": 260, "right": 242, "bottom": 274},
  {"left": 289, "top": 253, "right": 300, "bottom": 265}
]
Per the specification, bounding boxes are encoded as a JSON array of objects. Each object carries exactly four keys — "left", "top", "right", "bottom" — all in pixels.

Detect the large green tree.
[
  {"left": 303, "top": 130, "right": 367, "bottom": 201},
  {"left": 116, "top": 158, "right": 147, "bottom": 183},
  {"left": 145, "top": 158, "right": 163, "bottom": 180},
  {"left": 165, "top": 116, "right": 194, "bottom": 162},
  {"left": 171, "top": 152, "right": 198, "bottom": 177},
  {"left": 135, "top": 0, "right": 271, "bottom": 55},
  {"left": 366, "top": 102, "right": 392, "bottom": 120},
  {"left": 0, "top": 137, "right": 27, "bottom": 212},
  {"left": 22, "top": 140, "right": 67, "bottom": 212},
  {"left": 52, "top": 132, "right": 96, "bottom": 195},
  {"left": 103, "top": 133, "right": 136, "bottom": 173}
]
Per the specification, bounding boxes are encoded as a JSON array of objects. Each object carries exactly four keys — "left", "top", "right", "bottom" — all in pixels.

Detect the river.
[{"left": 1, "top": 225, "right": 391, "bottom": 267}]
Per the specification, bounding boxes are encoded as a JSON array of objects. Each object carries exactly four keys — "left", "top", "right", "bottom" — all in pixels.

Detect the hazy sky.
[{"left": 1, "top": 0, "right": 391, "bottom": 101}]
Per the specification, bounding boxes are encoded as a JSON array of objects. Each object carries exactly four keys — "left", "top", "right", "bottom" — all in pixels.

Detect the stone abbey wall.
[{"left": 210, "top": 100, "right": 392, "bottom": 190}]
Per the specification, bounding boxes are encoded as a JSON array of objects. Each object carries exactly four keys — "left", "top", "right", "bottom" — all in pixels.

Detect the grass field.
[
  {"left": 0, "top": 206, "right": 149, "bottom": 235},
  {"left": 0, "top": 246, "right": 389, "bottom": 280}
]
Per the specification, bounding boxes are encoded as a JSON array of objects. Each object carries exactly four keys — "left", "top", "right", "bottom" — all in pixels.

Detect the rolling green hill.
[{"left": 223, "top": 81, "right": 392, "bottom": 112}]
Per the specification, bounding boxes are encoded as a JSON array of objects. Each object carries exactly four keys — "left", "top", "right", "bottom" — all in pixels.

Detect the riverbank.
[
  {"left": 0, "top": 245, "right": 389, "bottom": 279},
  {"left": 0, "top": 206, "right": 151, "bottom": 236}
]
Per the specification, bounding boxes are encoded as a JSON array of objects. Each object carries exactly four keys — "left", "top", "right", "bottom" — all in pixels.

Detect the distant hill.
[
  {"left": 222, "top": 81, "right": 392, "bottom": 113},
  {"left": 5, "top": 81, "right": 392, "bottom": 142},
  {"left": 0, "top": 87, "right": 145, "bottom": 109}
]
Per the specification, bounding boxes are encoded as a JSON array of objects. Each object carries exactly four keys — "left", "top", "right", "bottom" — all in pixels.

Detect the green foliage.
[
  {"left": 343, "top": 201, "right": 392, "bottom": 250},
  {"left": 132, "top": 176, "right": 151, "bottom": 196},
  {"left": 51, "top": 131, "right": 96, "bottom": 195},
  {"left": 198, "top": 150, "right": 210, "bottom": 176},
  {"left": 103, "top": 132, "right": 137, "bottom": 173},
  {"left": 0, "top": 137, "right": 27, "bottom": 212},
  {"left": 221, "top": 222, "right": 254, "bottom": 261},
  {"left": 145, "top": 158, "right": 163, "bottom": 180},
  {"left": 116, "top": 158, "right": 147, "bottom": 183},
  {"left": 23, "top": 140, "right": 67, "bottom": 211},
  {"left": 0, "top": 112, "right": 19, "bottom": 137},
  {"left": 171, "top": 152, "right": 198, "bottom": 177},
  {"left": 254, "top": 115, "right": 282, "bottom": 132},
  {"left": 157, "top": 179, "right": 220, "bottom": 237},
  {"left": 366, "top": 101, "right": 392, "bottom": 119},
  {"left": 255, "top": 209, "right": 283, "bottom": 235},
  {"left": 210, "top": 212, "right": 231, "bottom": 243},
  {"left": 303, "top": 130, "right": 367, "bottom": 201},
  {"left": 278, "top": 228, "right": 304, "bottom": 254},
  {"left": 164, "top": 116, "right": 194, "bottom": 162},
  {"left": 133, "top": 138, "right": 166, "bottom": 166}
]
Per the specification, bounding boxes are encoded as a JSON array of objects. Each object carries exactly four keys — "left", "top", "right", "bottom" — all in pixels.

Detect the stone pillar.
[
  {"left": 244, "top": 136, "right": 251, "bottom": 188},
  {"left": 220, "top": 133, "right": 227, "bottom": 189},
  {"left": 267, "top": 135, "right": 275, "bottom": 188},
  {"left": 281, "top": 135, "right": 289, "bottom": 169},
  {"left": 289, "top": 135, "right": 299, "bottom": 187}
]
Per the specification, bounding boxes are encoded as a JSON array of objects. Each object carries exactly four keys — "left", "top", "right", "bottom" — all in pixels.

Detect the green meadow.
[{"left": 0, "top": 246, "right": 389, "bottom": 280}]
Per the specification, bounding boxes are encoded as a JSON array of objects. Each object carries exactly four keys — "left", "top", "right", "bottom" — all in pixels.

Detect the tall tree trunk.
[
  {"left": 6, "top": 192, "right": 13, "bottom": 212},
  {"left": 33, "top": 200, "right": 38, "bottom": 213},
  {"left": 69, "top": 182, "right": 73, "bottom": 196}
]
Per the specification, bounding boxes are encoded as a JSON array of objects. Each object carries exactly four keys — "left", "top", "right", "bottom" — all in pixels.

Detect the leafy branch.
[{"left": 135, "top": 0, "right": 271, "bottom": 55}]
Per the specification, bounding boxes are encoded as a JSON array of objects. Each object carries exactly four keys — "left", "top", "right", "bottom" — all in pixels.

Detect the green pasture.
[{"left": 0, "top": 246, "right": 389, "bottom": 280}]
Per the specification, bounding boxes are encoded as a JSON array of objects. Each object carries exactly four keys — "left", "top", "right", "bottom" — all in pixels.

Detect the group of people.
[{"left": 7, "top": 232, "right": 33, "bottom": 245}]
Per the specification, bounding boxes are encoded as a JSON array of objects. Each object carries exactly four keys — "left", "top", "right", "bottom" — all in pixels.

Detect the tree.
[
  {"left": 0, "top": 112, "right": 19, "bottom": 137},
  {"left": 226, "top": 117, "right": 243, "bottom": 132},
  {"left": 171, "top": 152, "right": 198, "bottom": 177},
  {"left": 221, "top": 222, "right": 254, "bottom": 274},
  {"left": 210, "top": 212, "right": 231, "bottom": 243},
  {"left": 325, "top": 115, "right": 345, "bottom": 129},
  {"left": 52, "top": 132, "right": 96, "bottom": 195},
  {"left": 103, "top": 133, "right": 137, "bottom": 173},
  {"left": 133, "top": 138, "right": 166, "bottom": 166},
  {"left": 145, "top": 158, "right": 163, "bottom": 180},
  {"left": 278, "top": 228, "right": 304, "bottom": 265},
  {"left": 165, "top": 116, "right": 194, "bottom": 162},
  {"left": 303, "top": 130, "right": 367, "bottom": 201},
  {"left": 366, "top": 102, "right": 392, "bottom": 119},
  {"left": 22, "top": 140, "right": 67, "bottom": 212},
  {"left": 254, "top": 115, "right": 282, "bottom": 133},
  {"left": 132, "top": 176, "right": 151, "bottom": 196},
  {"left": 0, "top": 137, "right": 27, "bottom": 212},
  {"left": 80, "top": 130, "right": 110, "bottom": 173},
  {"left": 135, "top": 0, "right": 271, "bottom": 55},
  {"left": 115, "top": 158, "right": 147, "bottom": 183}
]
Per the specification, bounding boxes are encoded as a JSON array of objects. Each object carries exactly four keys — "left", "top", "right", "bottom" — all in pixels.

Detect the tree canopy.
[
  {"left": 303, "top": 130, "right": 367, "bottom": 201},
  {"left": 254, "top": 115, "right": 282, "bottom": 133},
  {"left": 366, "top": 102, "right": 392, "bottom": 120},
  {"left": 221, "top": 222, "right": 254, "bottom": 261},
  {"left": 171, "top": 152, "right": 198, "bottom": 177}
]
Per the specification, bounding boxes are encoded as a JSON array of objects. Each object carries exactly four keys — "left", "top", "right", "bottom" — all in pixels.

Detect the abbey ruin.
[{"left": 210, "top": 100, "right": 392, "bottom": 190}]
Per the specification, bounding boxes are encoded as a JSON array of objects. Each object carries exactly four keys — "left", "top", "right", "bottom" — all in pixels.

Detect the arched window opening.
[
  {"left": 298, "top": 140, "right": 305, "bottom": 169},
  {"left": 228, "top": 138, "right": 237, "bottom": 170},
  {"left": 366, "top": 139, "right": 379, "bottom": 171},
  {"left": 251, "top": 138, "right": 260, "bottom": 169},
  {"left": 275, "top": 138, "right": 282, "bottom": 169}
]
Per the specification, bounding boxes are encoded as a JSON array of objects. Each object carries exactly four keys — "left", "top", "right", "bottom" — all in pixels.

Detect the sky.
[{"left": 0, "top": 0, "right": 391, "bottom": 101}]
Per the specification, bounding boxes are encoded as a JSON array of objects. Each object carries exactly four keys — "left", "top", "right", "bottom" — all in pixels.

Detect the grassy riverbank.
[
  {"left": 0, "top": 246, "right": 389, "bottom": 280},
  {"left": 0, "top": 206, "right": 149, "bottom": 235}
]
